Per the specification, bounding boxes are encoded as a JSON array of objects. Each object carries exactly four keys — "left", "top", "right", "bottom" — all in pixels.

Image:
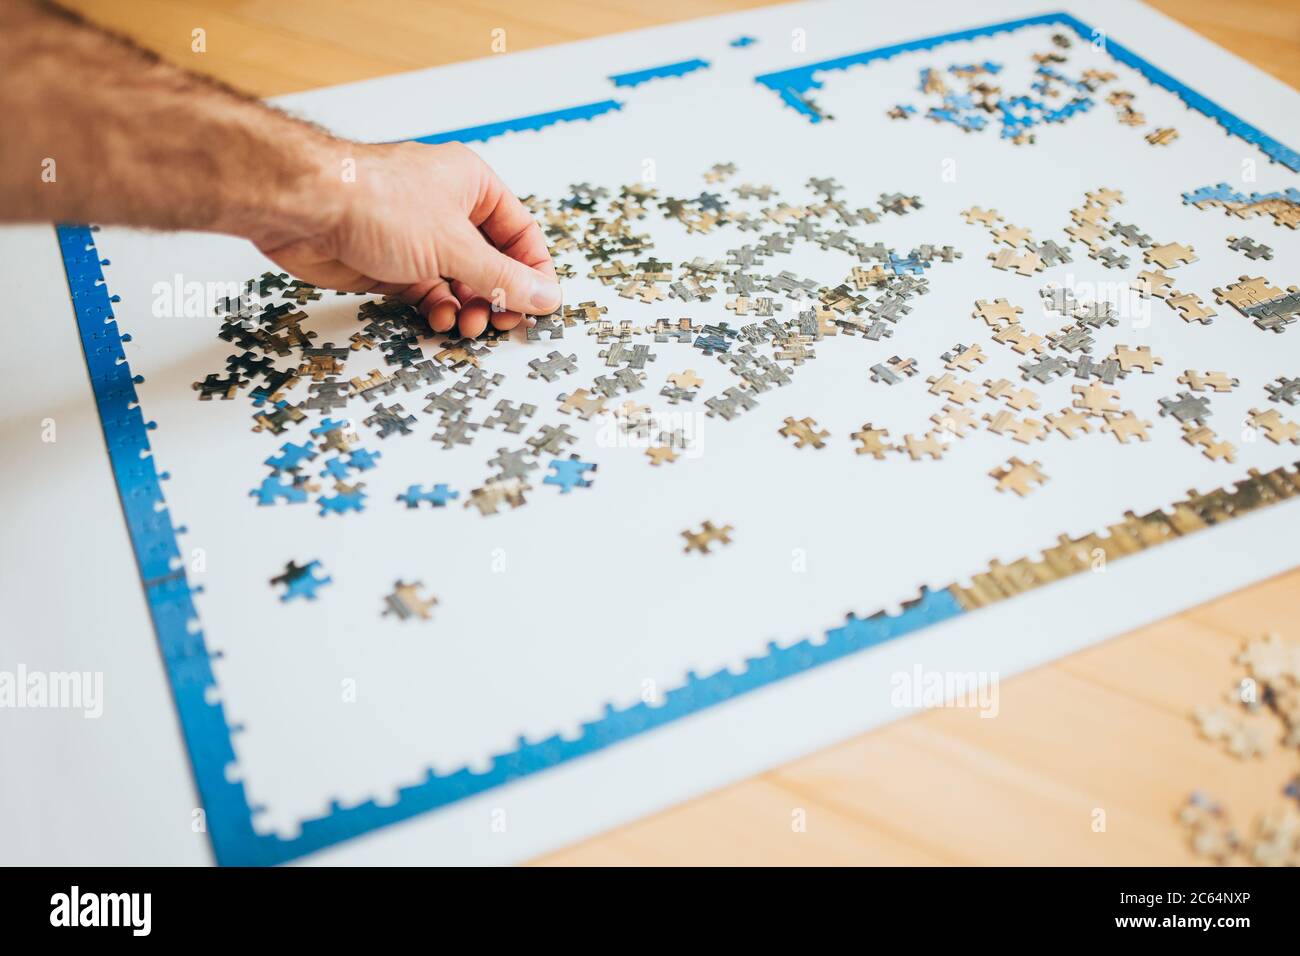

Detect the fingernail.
[{"left": 530, "top": 279, "right": 562, "bottom": 314}]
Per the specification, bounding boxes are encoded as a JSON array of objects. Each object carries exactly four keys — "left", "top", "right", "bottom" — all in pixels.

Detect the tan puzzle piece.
[
  {"left": 850, "top": 424, "right": 894, "bottom": 459},
  {"left": 1111, "top": 344, "right": 1163, "bottom": 374},
  {"left": 1072, "top": 382, "right": 1122, "bottom": 415},
  {"left": 990, "top": 457, "right": 1048, "bottom": 496},
  {"left": 1144, "top": 242, "right": 1197, "bottom": 269},
  {"left": 1101, "top": 411, "right": 1153, "bottom": 443},
  {"left": 1044, "top": 408, "right": 1093, "bottom": 438},
  {"left": 973, "top": 298, "right": 1023, "bottom": 326}
]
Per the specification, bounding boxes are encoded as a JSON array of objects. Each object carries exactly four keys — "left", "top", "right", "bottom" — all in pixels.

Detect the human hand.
[{"left": 253, "top": 141, "right": 561, "bottom": 338}]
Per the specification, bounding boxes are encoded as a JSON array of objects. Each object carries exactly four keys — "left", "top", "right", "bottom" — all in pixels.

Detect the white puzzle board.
[{"left": 2, "top": 0, "right": 1299, "bottom": 865}]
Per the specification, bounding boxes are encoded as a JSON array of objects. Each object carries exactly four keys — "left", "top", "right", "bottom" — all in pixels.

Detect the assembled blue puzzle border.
[
  {"left": 56, "top": 12, "right": 1297, "bottom": 866},
  {"left": 756, "top": 11, "right": 1300, "bottom": 171},
  {"left": 608, "top": 58, "right": 711, "bottom": 88}
]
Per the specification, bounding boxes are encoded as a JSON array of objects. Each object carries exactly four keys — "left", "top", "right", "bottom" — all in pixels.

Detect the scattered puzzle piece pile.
[{"left": 1181, "top": 634, "right": 1300, "bottom": 866}]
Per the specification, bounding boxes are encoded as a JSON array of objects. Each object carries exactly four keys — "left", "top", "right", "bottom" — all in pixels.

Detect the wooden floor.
[{"left": 61, "top": 0, "right": 1300, "bottom": 865}]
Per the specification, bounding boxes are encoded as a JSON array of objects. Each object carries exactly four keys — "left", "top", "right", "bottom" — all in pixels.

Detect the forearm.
[{"left": 0, "top": 0, "right": 343, "bottom": 244}]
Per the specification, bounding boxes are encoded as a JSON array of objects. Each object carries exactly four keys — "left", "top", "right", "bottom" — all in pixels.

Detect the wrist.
[{"left": 223, "top": 128, "right": 351, "bottom": 249}]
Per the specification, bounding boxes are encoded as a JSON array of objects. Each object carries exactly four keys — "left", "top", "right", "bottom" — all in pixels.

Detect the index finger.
[{"left": 468, "top": 162, "right": 559, "bottom": 287}]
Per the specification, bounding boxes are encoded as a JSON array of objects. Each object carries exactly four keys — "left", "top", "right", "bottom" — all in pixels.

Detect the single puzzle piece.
[
  {"left": 870, "top": 355, "right": 918, "bottom": 385},
  {"left": 902, "top": 431, "right": 946, "bottom": 460},
  {"left": 251, "top": 400, "right": 306, "bottom": 435},
  {"left": 270, "top": 560, "right": 331, "bottom": 602},
  {"left": 1157, "top": 391, "right": 1212, "bottom": 425},
  {"left": 487, "top": 447, "right": 538, "bottom": 481},
  {"left": 364, "top": 402, "right": 417, "bottom": 438},
  {"left": 1178, "top": 370, "right": 1238, "bottom": 393},
  {"left": 942, "top": 342, "right": 987, "bottom": 372},
  {"left": 1196, "top": 702, "right": 1268, "bottom": 764},
  {"left": 556, "top": 388, "right": 609, "bottom": 420},
  {"left": 667, "top": 369, "right": 705, "bottom": 390},
  {"left": 1019, "top": 354, "right": 1071, "bottom": 383},
  {"left": 705, "top": 386, "right": 758, "bottom": 420},
  {"left": 543, "top": 455, "right": 597, "bottom": 493},
  {"left": 192, "top": 372, "right": 248, "bottom": 400},
  {"left": 1181, "top": 423, "right": 1237, "bottom": 463},
  {"left": 482, "top": 400, "right": 537, "bottom": 434},
  {"left": 1072, "top": 382, "right": 1121, "bottom": 415},
  {"left": 1166, "top": 291, "right": 1216, "bottom": 325},
  {"left": 682, "top": 520, "right": 733, "bottom": 554},
  {"left": 1247, "top": 407, "right": 1300, "bottom": 444},
  {"left": 923, "top": 374, "right": 982, "bottom": 404},
  {"left": 1132, "top": 269, "right": 1174, "bottom": 299},
  {"left": 1236, "top": 633, "right": 1300, "bottom": 684},
  {"left": 987, "top": 247, "right": 1045, "bottom": 277},
  {"left": 645, "top": 444, "right": 679, "bottom": 466},
  {"left": 465, "top": 477, "right": 530, "bottom": 516},
  {"left": 931, "top": 404, "right": 980, "bottom": 438},
  {"left": 1100, "top": 411, "right": 1153, "bottom": 443},
  {"left": 1110, "top": 344, "right": 1163, "bottom": 374},
  {"left": 992, "top": 323, "right": 1046, "bottom": 355},
  {"left": 984, "top": 378, "right": 1039, "bottom": 411},
  {"left": 1088, "top": 245, "right": 1130, "bottom": 269},
  {"left": 319, "top": 456, "right": 350, "bottom": 481},
  {"left": 991, "top": 223, "right": 1033, "bottom": 247},
  {"left": 1044, "top": 407, "right": 1092, "bottom": 439},
  {"left": 263, "top": 440, "right": 317, "bottom": 474},
  {"left": 989, "top": 457, "right": 1047, "bottom": 496},
  {"left": 526, "top": 423, "right": 576, "bottom": 455},
  {"left": 317, "top": 481, "right": 367, "bottom": 516},
  {"left": 381, "top": 580, "right": 438, "bottom": 622},
  {"left": 1266, "top": 376, "right": 1300, "bottom": 405},
  {"left": 1226, "top": 235, "right": 1274, "bottom": 260},
  {"left": 960, "top": 206, "right": 1002, "bottom": 227},
  {"left": 431, "top": 416, "right": 480, "bottom": 449},
  {"left": 396, "top": 483, "right": 459, "bottom": 509},
  {"left": 850, "top": 423, "right": 894, "bottom": 458},
  {"left": 1178, "top": 792, "right": 1240, "bottom": 864},
  {"left": 779, "top": 416, "right": 829, "bottom": 449},
  {"left": 249, "top": 474, "right": 315, "bottom": 506},
  {"left": 983, "top": 410, "right": 1047, "bottom": 444},
  {"left": 527, "top": 351, "right": 578, "bottom": 381},
  {"left": 972, "top": 298, "right": 1023, "bottom": 327},
  {"left": 1143, "top": 242, "right": 1197, "bottom": 269}
]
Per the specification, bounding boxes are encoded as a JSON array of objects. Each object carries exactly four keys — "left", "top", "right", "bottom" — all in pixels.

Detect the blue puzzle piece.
[
  {"left": 347, "top": 448, "right": 382, "bottom": 472},
  {"left": 249, "top": 383, "right": 277, "bottom": 407},
  {"left": 272, "top": 560, "right": 331, "bottom": 602},
  {"left": 888, "top": 253, "right": 929, "bottom": 276},
  {"left": 693, "top": 334, "right": 731, "bottom": 355},
  {"left": 310, "top": 418, "right": 351, "bottom": 436},
  {"left": 318, "top": 486, "right": 367, "bottom": 516},
  {"left": 543, "top": 457, "right": 596, "bottom": 494},
  {"left": 396, "top": 484, "right": 459, "bottom": 509},
  {"left": 320, "top": 457, "right": 350, "bottom": 481},
  {"left": 249, "top": 474, "right": 309, "bottom": 506},
  {"left": 264, "top": 440, "right": 316, "bottom": 473}
]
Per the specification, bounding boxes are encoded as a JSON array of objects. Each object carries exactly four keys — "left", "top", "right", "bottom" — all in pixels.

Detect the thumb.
[{"left": 442, "top": 223, "right": 561, "bottom": 315}]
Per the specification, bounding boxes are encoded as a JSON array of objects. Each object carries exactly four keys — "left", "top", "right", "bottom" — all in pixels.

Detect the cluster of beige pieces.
[{"left": 1182, "top": 634, "right": 1300, "bottom": 866}]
